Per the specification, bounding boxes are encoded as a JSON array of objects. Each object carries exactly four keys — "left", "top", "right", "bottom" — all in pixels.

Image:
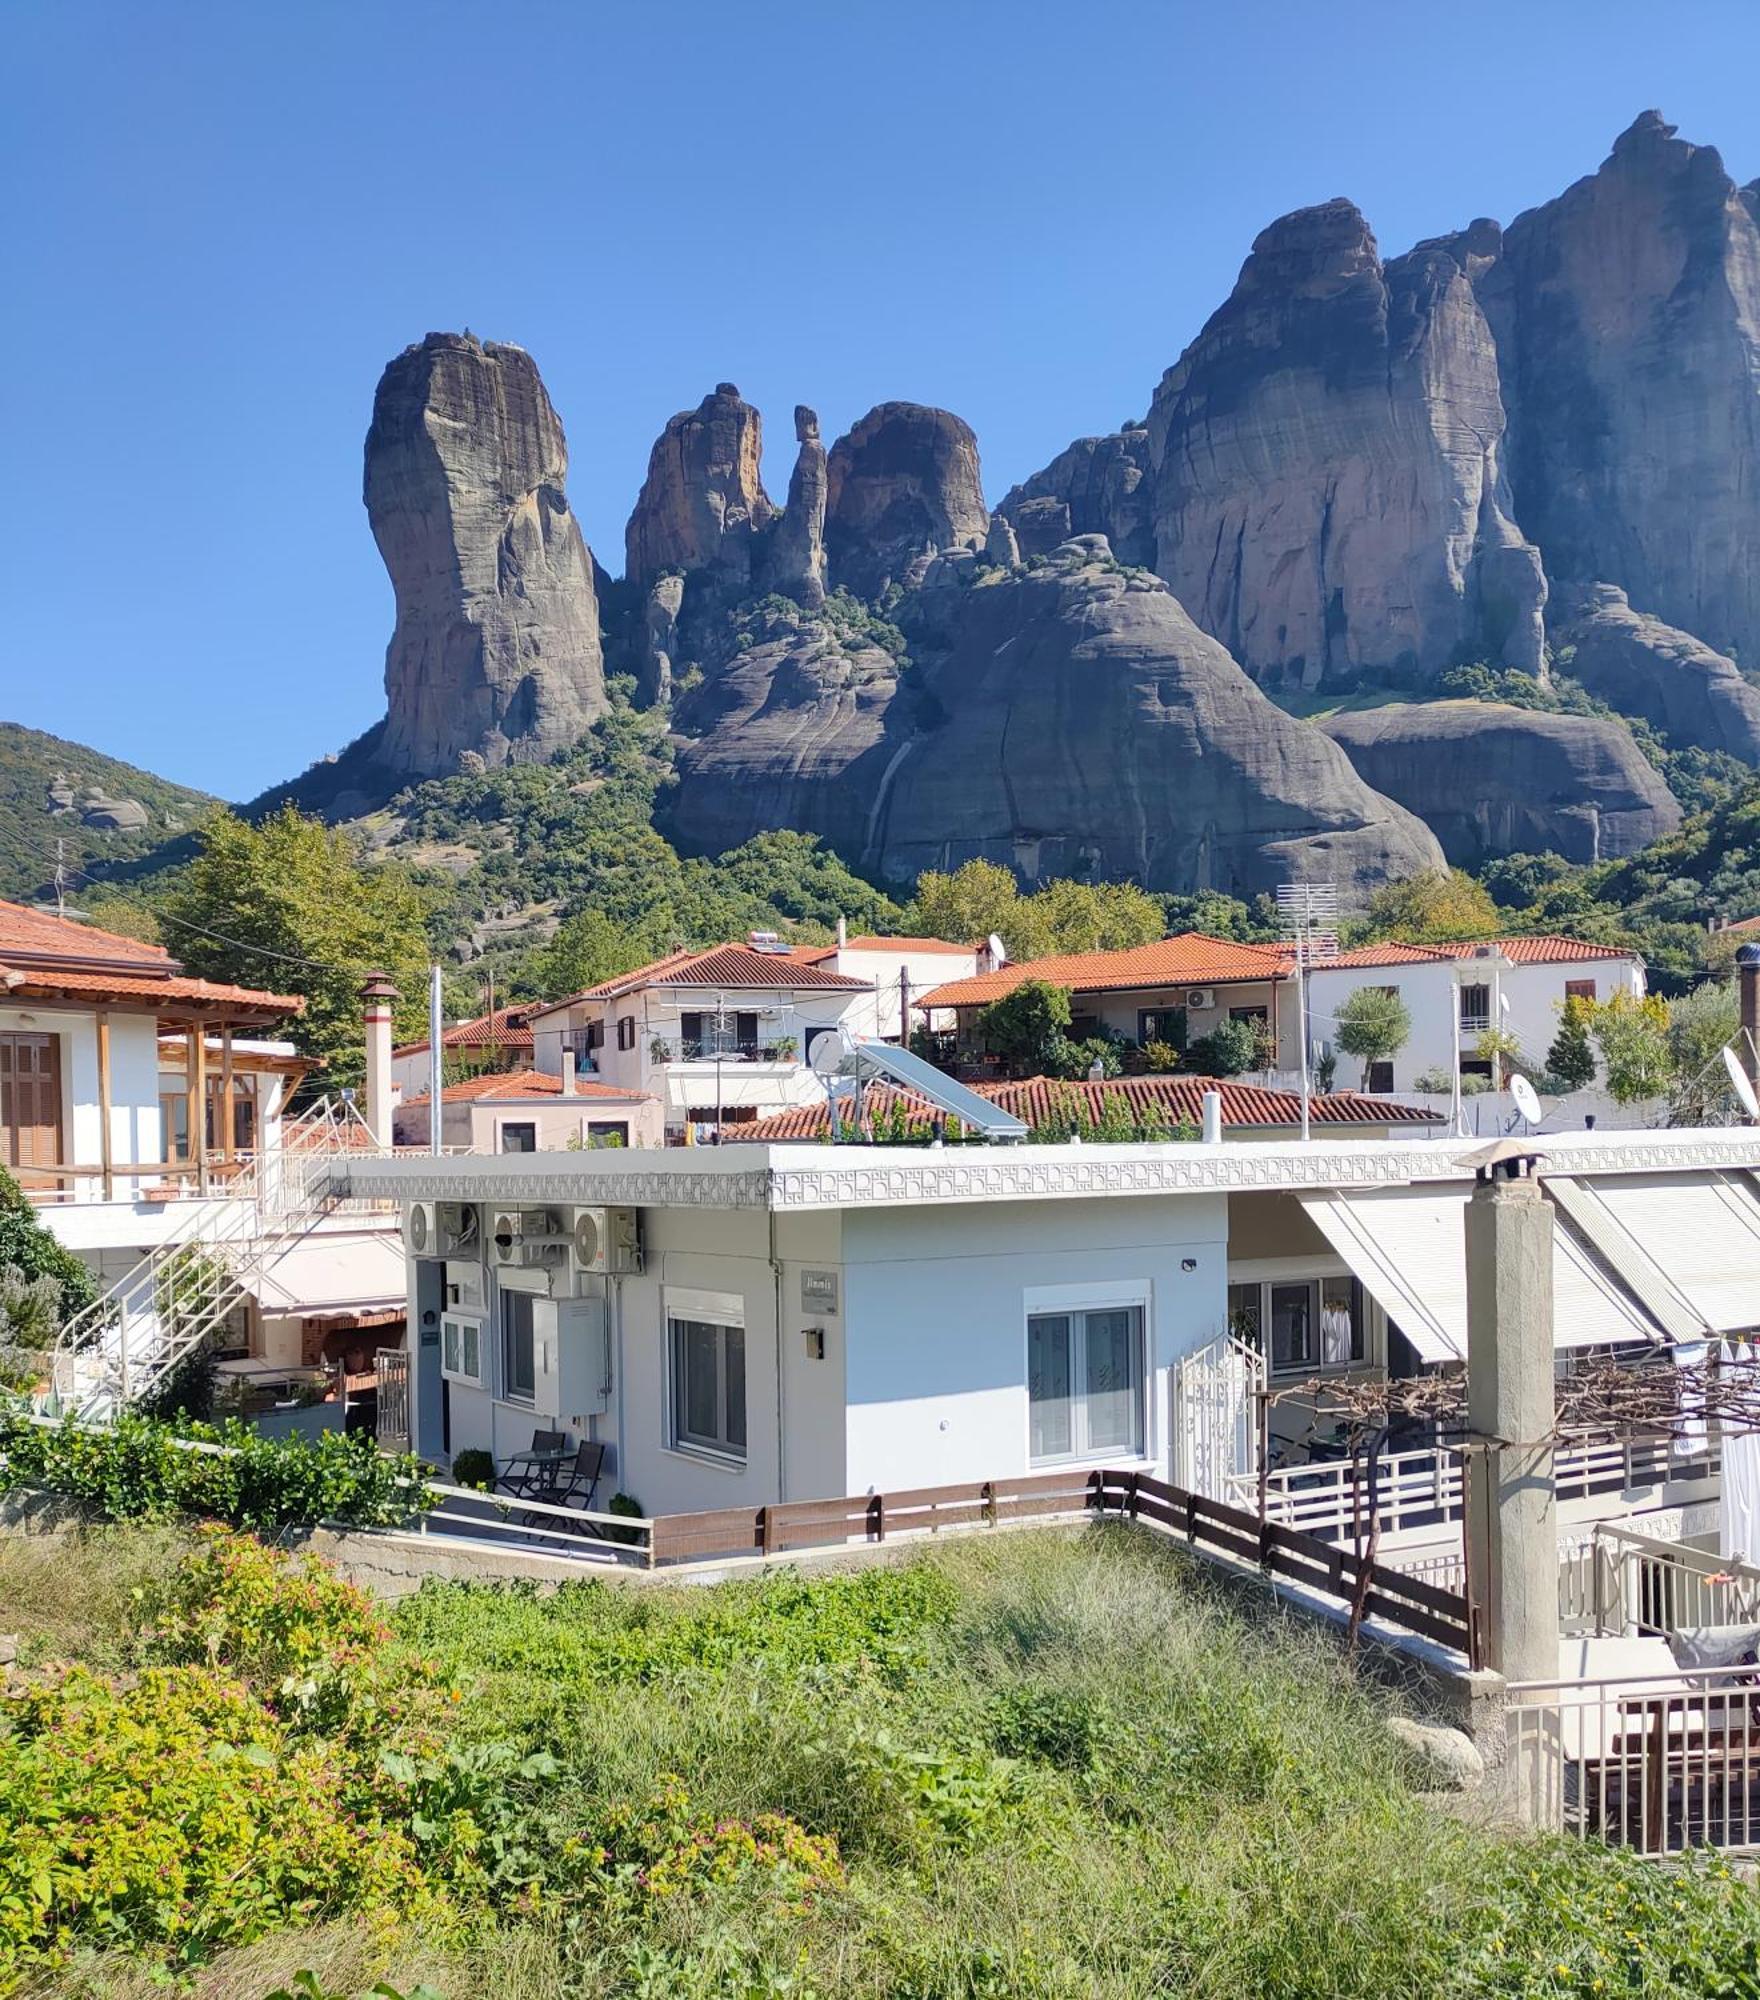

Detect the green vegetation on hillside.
[
  {"left": 6, "top": 1521, "right": 1759, "bottom": 1998},
  {"left": 0, "top": 721, "right": 214, "bottom": 904}
]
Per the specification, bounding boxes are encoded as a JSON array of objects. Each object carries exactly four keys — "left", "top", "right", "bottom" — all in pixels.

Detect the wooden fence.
[{"left": 643, "top": 1463, "right": 1476, "bottom": 1661}]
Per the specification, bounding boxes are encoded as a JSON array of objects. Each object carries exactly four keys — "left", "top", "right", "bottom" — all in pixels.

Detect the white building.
[
  {"left": 525, "top": 940, "right": 879, "bottom": 1143},
  {"left": 347, "top": 1124, "right": 1752, "bottom": 1532},
  {"left": 1304, "top": 934, "right": 1646, "bottom": 1094},
  {"left": 790, "top": 930, "right": 981, "bottom": 1042}
]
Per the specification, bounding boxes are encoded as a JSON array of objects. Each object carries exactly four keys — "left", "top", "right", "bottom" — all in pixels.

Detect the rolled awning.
[
  {"left": 1544, "top": 1171, "right": 1760, "bottom": 1341},
  {"left": 244, "top": 1232, "right": 407, "bottom": 1318},
  {"left": 1297, "top": 1184, "right": 1660, "bottom": 1363}
]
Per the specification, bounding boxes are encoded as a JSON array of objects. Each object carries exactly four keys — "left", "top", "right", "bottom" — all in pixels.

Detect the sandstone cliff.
[
  {"left": 366, "top": 332, "right": 606, "bottom": 777},
  {"left": 624, "top": 384, "right": 775, "bottom": 595},
  {"left": 999, "top": 428, "right": 1155, "bottom": 568},
  {"left": 1145, "top": 202, "right": 1545, "bottom": 690},
  {"left": 1482, "top": 113, "right": 1760, "bottom": 668},
  {"left": 1321, "top": 700, "right": 1680, "bottom": 867},
  {"left": 824, "top": 403, "right": 990, "bottom": 598}
]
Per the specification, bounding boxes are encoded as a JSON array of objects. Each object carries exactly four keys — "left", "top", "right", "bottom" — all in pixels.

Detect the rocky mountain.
[
  {"left": 367, "top": 332, "right": 607, "bottom": 780},
  {"left": 228, "top": 111, "right": 1760, "bottom": 916}
]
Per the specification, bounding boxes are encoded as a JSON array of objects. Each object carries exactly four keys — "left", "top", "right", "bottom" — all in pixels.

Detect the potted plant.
[
  {"left": 772, "top": 1034, "right": 799, "bottom": 1062},
  {"left": 449, "top": 1447, "right": 495, "bottom": 1492},
  {"left": 648, "top": 1035, "right": 672, "bottom": 1066}
]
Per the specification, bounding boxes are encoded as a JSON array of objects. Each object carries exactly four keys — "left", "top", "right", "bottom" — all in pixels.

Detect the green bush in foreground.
[
  {"left": 12, "top": 1525, "right": 1760, "bottom": 1998},
  {"left": 0, "top": 1409, "right": 432, "bottom": 1530}
]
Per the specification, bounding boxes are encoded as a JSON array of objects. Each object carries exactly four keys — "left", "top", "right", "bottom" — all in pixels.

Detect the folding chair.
[
  {"left": 539, "top": 1441, "right": 608, "bottom": 1536},
  {"left": 497, "top": 1428, "right": 568, "bottom": 1498}
]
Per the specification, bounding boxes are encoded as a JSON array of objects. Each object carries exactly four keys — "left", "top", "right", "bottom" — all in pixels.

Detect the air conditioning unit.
[
  {"left": 437, "top": 1201, "right": 480, "bottom": 1258},
  {"left": 404, "top": 1203, "right": 439, "bottom": 1257},
  {"left": 489, "top": 1208, "right": 567, "bottom": 1265},
  {"left": 571, "top": 1205, "right": 641, "bottom": 1275},
  {"left": 1186, "top": 988, "right": 1217, "bottom": 1011}
]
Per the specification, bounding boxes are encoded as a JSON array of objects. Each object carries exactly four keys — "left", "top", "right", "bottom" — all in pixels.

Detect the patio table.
[{"left": 496, "top": 1446, "right": 571, "bottom": 1500}]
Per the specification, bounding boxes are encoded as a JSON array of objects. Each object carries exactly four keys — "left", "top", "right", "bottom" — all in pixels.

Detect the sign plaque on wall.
[{"left": 800, "top": 1269, "right": 840, "bottom": 1315}]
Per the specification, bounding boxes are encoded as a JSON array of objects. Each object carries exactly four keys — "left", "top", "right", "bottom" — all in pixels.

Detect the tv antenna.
[{"left": 1275, "top": 883, "right": 1340, "bottom": 1144}]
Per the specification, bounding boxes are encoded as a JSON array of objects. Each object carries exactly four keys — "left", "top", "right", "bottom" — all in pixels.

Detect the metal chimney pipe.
[{"left": 1201, "top": 1089, "right": 1223, "bottom": 1146}]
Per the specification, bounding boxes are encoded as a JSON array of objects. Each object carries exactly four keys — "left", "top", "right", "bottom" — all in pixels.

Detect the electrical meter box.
[{"left": 529, "top": 1295, "right": 611, "bottom": 1424}]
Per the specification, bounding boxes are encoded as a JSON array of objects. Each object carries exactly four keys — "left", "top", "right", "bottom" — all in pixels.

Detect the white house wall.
[{"left": 838, "top": 1192, "right": 1228, "bottom": 1493}]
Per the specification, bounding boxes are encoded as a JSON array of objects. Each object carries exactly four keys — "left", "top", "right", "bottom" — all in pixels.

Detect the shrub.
[
  {"left": 0, "top": 1409, "right": 433, "bottom": 1531},
  {"left": 1185, "top": 1018, "right": 1260, "bottom": 1078},
  {"left": 0, "top": 1164, "right": 97, "bottom": 1321},
  {"left": 448, "top": 1448, "right": 495, "bottom": 1493}
]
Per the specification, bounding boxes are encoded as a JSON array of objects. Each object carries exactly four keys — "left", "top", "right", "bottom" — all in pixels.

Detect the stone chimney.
[
  {"left": 561, "top": 1049, "right": 578, "bottom": 1096},
  {"left": 836, "top": 915, "right": 848, "bottom": 950},
  {"left": 359, "top": 973, "right": 399, "bottom": 1149},
  {"left": 1739, "top": 944, "right": 1760, "bottom": 1104}
]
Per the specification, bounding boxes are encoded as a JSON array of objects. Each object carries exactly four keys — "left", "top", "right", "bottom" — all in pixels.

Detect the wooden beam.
[
  {"left": 95, "top": 1010, "right": 114, "bottom": 1201},
  {"left": 220, "top": 1022, "right": 235, "bottom": 1167},
  {"left": 189, "top": 1027, "right": 208, "bottom": 1195}
]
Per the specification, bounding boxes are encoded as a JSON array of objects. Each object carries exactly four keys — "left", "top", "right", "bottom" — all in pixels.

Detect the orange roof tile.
[
  {"left": 545, "top": 942, "right": 873, "bottom": 1008},
  {"left": 0, "top": 896, "right": 179, "bottom": 968},
  {"left": 1316, "top": 934, "right": 1638, "bottom": 970},
  {"left": 393, "top": 1004, "right": 535, "bottom": 1059},
  {"left": 742, "top": 1074, "right": 1440, "bottom": 1139},
  {"left": 917, "top": 933, "right": 1292, "bottom": 1010},
  {"left": 399, "top": 1068, "right": 651, "bottom": 1110},
  {"left": 838, "top": 934, "right": 976, "bottom": 955},
  {"left": 0, "top": 964, "right": 303, "bottom": 1016}
]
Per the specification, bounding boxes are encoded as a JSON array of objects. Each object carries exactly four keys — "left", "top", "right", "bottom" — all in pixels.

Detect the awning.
[
  {"left": 1545, "top": 1171, "right": 1760, "bottom": 1340},
  {"left": 1297, "top": 1185, "right": 1660, "bottom": 1363},
  {"left": 245, "top": 1233, "right": 407, "bottom": 1318}
]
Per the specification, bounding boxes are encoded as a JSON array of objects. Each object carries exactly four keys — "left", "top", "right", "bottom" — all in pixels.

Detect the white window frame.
[
  {"left": 440, "top": 1311, "right": 486, "bottom": 1391},
  {"left": 499, "top": 1288, "right": 538, "bottom": 1406},
  {"left": 1022, "top": 1280, "right": 1150, "bottom": 1468},
  {"left": 665, "top": 1286, "right": 748, "bottom": 1467},
  {"left": 1225, "top": 1263, "right": 1374, "bottom": 1377}
]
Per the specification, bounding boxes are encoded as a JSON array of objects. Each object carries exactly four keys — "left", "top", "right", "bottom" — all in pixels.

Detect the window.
[
  {"left": 1365, "top": 1060, "right": 1394, "bottom": 1094},
  {"left": 160, "top": 1091, "right": 190, "bottom": 1164},
  {"left": 1459, "top": 983, "right": 1490, "bottom": 1031},
  {"left": 1027, "top": 1304, "right": 1144, "bottom": 1464},
  {"left": 1565, "top": 978, "right": 1596, "bottom": 1003},
  {"left": 499, "top": 1121, "right": 537, "bottom": 1154},
  {"left": 584, "top": 1020, "right": 605, "bottom": 1051},
  {"left": 670, "top": 1312, "right": 746, "bottom": 1458},
  {"left": 441, "top": 1313, "right": 485, "bottom": 1389},
  {"left": 1231, "top": 1278, "right": 1365, "bottom": 1374},
  {"left": 0, "top": 1032, "right": 62, "bottom": 1172},
  {"left": 586, "top": 1121, "right": 628, "bottom": 1148},
  {"left": 1137, "top": 1006, "right": 1188, "bottom": 1050},
  {"left": 617, "top": 1014, "right": 636, "bottom": 1051},
  {"left": 500, "top": 1291, "right": 536, "bottom": 1403}
]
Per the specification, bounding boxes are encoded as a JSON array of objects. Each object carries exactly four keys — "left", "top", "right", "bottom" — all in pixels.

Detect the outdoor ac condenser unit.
[
  {"left": 437, "top": 1201, "right": 480, "bottom": 1258},
  {"left": 403, "top": 1203, "right": 439, "bottom": 1257},
  {"left": 490, "top": 1209, "right": 565, "bottom": 1264},
  {"left": 1186, "top": 988, "right": 1217, "bottom": 1011},
  {"left": 571, "top": 1206, "right": 641, "bottom": 1276}
]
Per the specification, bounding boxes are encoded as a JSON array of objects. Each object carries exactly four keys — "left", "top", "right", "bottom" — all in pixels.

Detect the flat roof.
[{"left": 338, "top": 1126, "right": 1760, "bottom": 1215}]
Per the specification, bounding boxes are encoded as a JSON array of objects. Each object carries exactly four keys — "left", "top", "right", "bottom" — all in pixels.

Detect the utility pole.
[{"left": 1275, "top": 883, "right": 1339, "bottom": 1143}]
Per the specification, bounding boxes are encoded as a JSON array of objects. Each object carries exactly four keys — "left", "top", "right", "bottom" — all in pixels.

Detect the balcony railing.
[{"left": 652, "top": 1039, "right": 798, "bottom": 1065}]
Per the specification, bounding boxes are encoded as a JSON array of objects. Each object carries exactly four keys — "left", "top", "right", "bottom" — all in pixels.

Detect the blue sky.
[{"left": 5, "top": 0, "right": 1757, "bottom": 797}]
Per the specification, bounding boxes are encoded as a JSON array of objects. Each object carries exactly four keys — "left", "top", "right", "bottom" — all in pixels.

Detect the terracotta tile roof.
[
  {"left": 1721, "top": 915, "right": 1760, "bottom": 935},
  {"left": 1315, "top": 934, "right": 1638, "bottom": 970},
  {"left": 0, "top": 896, "right": 179, "bottom": 968},
  {"left": 0, "top": 964, "right": 303, "bottom": 1016},
  {"left": 742, "top": 1074, "right": 1442, "bottom": 1140},
  {"left": 917, "top": 933, "right": 1292, "bottom": 1009},
  {"left": 399, "top": 1067, "right": 651, "bottom": 1110},
  {"left": 839, "top": 935, "right": 976, "bottom": 955},
  {"left": 547, "top": 942, "right": 872, "bottom": 1008},
  {"left": 393, "top": 1004, "right": 535, "bottom": 1059}
]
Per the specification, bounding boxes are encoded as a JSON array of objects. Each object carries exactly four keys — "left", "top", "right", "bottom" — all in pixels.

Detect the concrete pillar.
[
  {"left": 1201, "top": 1089, "right": 1223, "bottom": 1145},
  {"left": 1738, "top": 944, "right": 1760, "bottom": 1103},
  {"left": 360, "top": 974, "right": 399, "bottom": 1150},
  {"left": 1464, "top": 1154, "right": 1559, "bottom": 1687},
  {"left": 561, "top": 1050, "right": 578, "bottom": 1096}
]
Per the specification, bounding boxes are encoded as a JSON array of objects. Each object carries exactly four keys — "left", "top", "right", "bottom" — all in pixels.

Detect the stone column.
[
  {"left": 1464, "top": 1156, "right": 1559, "bottom": 1687},
  {"left": 359, "top": 974, "right": 399, "bottom": 1151}
]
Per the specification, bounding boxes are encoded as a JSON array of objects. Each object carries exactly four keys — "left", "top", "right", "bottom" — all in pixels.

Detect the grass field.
[{"left": 5, "top": 1520, "right": 1759, "bottom": 1999}]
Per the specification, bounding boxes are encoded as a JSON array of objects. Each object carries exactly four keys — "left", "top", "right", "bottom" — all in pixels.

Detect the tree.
[
  {"left": 158, "top": 807, "right": 433, "bottom": 1085},
  {"left": 1028, "top": 879, "right": 1163, "bottom": 955},
  {"left": 1666, "top": 980, "right": 1740, "bottom": 1125},
  {"left": 1473, "top": 1027, "right": 1528, "bottom": 1094},
  {"left": 1589, "top": 991, "right": 1675, "bottom": 1106},
  {"left": 1545, "top": 996, "right": 1598, "bottom": 1092},
  {"left": 1332, "top": 986, "right": 1411, "bottom": 1088},
  {"left": 1185, "top": 1018, "right": 1260, "bottom": 1079},
  {"left": 1361, "top": 869, "right": 1501, "bottom": 944},
  {"left": 535, "top": 908, "right": 658, "bottom": 1002},
  {"left": 906, "top": 861, "right": 1046, "bottom": 959},
  {"left": 0, "top": 1164, "right": 97, "bottom": 1320},
  {"left": 976, "top": 979, "right": 1072, "bottom": 1076}
]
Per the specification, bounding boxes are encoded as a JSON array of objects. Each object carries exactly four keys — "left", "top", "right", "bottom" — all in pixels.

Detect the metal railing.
[
  {"left": 1506, "top": 1663, "right": 1760, "bottom": 1858},
  {"left": 652, "top": 1038, "right": 799, "bottom": 1065},
  {"left": 1565, "top": 1524, "right": 1760, "bottom": 1639},
  {"left": 1227, "top": 1434, "right": 1718, "bottom": 1542},
  {"left": 48, "top": 1095, "right": 385, "bottom": 1420}
]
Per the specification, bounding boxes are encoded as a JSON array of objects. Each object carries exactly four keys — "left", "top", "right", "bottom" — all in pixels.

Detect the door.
[{"left": 0, "top": 1032, "right": 63, "bottom": 1181}]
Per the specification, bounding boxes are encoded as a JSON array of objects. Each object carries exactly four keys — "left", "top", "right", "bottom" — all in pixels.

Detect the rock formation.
[
  {"left": 999, "top": 428, "right": 1155, "bottom": 568},
  {"left": 1481, "top": 114, "right": 1760, "bottom": 668},
  {"left": 1549, "top": 584, "right": 1760, "bottom": 763},
  {"left": 624, "top": 384, "right": 775, "bottom": 595},
  {"left": 1321, "top": 701, "right": 1680, "bottom": 867},
  {"left": 770, "top": 405, "right": 829, "bottom": 609},
  {"left": 636, "top": 573, "right": 686, "bottom": 707},
  {"left": 1144, "top": 202, "right": 1545, "bottom": 689},
  {"left": 365, "top": 332, "right": 606, "bottom": 777},
  {"left": 824, "top": 403, "right": 990, "bottom": 599},
  {"left": 668, "top": 536, "right": 1443, "bottom": 897}
]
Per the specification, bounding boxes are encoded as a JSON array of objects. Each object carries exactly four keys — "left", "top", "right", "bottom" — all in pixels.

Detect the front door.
[{"left": 0, "top": 1032, "right": 63, "bottom": 1184}]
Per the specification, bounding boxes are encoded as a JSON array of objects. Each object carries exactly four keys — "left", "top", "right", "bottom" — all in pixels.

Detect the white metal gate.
[{"left": 1170, "top": 1333, "right": 1263, "bottom": 1501}]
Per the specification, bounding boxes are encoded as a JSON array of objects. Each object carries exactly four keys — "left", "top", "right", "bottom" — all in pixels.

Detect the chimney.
[
  {"left": 836, "top": 915, "right": 847, "bottom": 950},
  {"left": 561, "top": 1049, "right": 578, "bottom": 1096},
  {"left": 1201, "top": 1089, "right": 1223, "bottom": 1145},
  {"left": 359, "top": 973, "right": 399, "bottom": 1149},
  {"left": 1740, "top": 946, "right": 1760, "bottom": 1104}
]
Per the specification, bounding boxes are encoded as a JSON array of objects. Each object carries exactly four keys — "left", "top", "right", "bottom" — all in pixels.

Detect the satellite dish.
[
  {"left": 1509, "top": 1074, "right": 1542, "bottom": 1127},
  {"left": 1723, "top": 1045, "right": 1760, "bottom": 1123},
  {"left": 810, "top": 1030, "right": 850, "bottom": 1081},
  {"left": 987, "top": 933, "right": 1007, "bottom": 966}
]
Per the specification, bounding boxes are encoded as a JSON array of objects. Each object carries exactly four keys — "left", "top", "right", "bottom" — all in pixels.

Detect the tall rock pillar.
[{"left": 771, "top": 405, "right": 829, "bottom": 609}]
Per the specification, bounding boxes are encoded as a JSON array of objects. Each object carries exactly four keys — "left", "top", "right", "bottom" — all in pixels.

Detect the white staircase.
[{"left": 50, "top": 1096, "right": 383, "bottom": 1420}]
